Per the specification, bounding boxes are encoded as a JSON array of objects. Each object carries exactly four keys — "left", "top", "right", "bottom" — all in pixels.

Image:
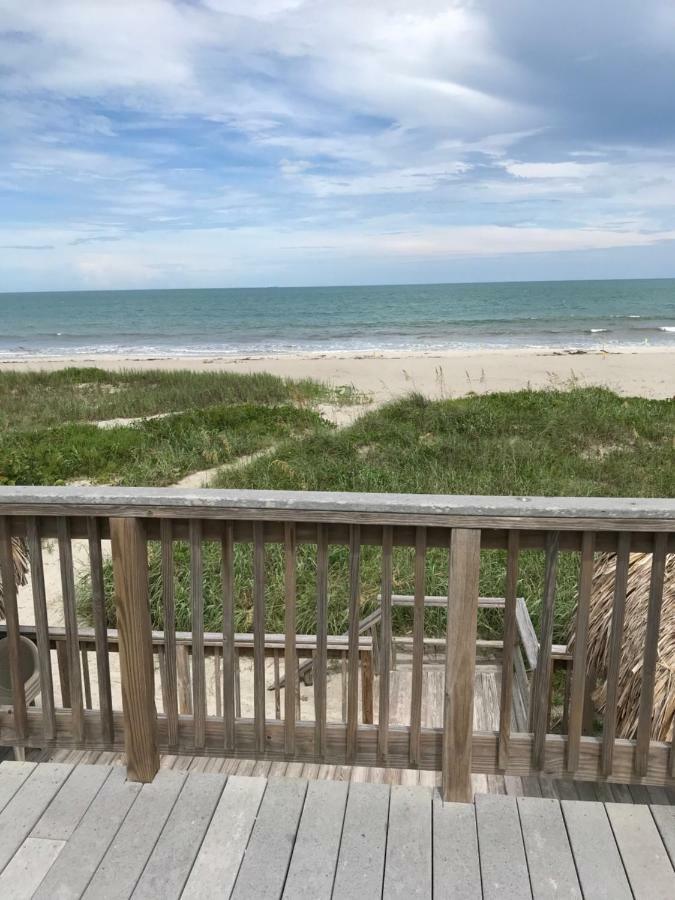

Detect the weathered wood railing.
[{"left": 0, "top": 487, "right": 673, "bottom": 801}]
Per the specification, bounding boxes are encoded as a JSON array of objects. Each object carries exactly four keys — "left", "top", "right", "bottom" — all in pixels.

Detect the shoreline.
[{"left": 1, "top": 345, "right": 673, "bottom": 400}]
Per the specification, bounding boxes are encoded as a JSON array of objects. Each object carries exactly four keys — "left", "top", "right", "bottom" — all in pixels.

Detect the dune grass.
[{"left": 76, "top": 386, "right": 674, "bottom": 644}]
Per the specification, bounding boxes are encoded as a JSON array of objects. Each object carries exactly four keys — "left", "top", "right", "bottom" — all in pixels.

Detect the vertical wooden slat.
[
  {"left": 531, "top": 531, "right": 560, "bottom": 771},
  {"left": 57, "top": 516, "right": 84, "bottom": 744},
  {"left": 284, "top": 522, "right": 297, "bottom": 756},
  {"left": 441, "top": 528, "right": 482, "bottom": 803},
  {"left": 601, "top": 534, "right": 631, "bottom": 776},
  {"left": 26, "top": 516, "right": 56, "bottom": 741},
  {"left": 314, "top": 524, "right": 328, "bottom": 758},
  {"left": 253, "top": 523, "right": 266, "bottom": 754},
  {"left": 635, "top": 532, "right": 667, "bottom": 777},
  {"left": 110, "top": 517, "right": 159, "bottom": 782},
  {"left": 214, "top": 647, "right": 222, "bottom": 718},
  {"left": 190, "top": 519, "right": 205, "bottom": 751},
  {"left": 221, "top": 521, "right": 235, "bottom": 751},
  {"left": 378, "top": 525, "right": 393, "bottom": 765},
  {"left": 160, "top": 519, "right": 179, "bottom": 749},
  {"left": 346, "top": 525, "right": 361, "bottom": 761},
  {"left": 87, "top": 516, "right": 114, "bottom": 744},
  {"left": 498, "top": 530, "right": 520, "bottom": 770},
  {"left": 234, "top": 647, "right": 242, "bottom": 718},
  {"left": 0, "top": 516, "right": 27, "bottom": 742},
  {"left": 361, "top": 650, "right": 374, "bottom": 725},
  {"left": 409, "top": 526, "right": 426, "bottom": 767},
  {"left": 567, "top": 531, "right": 596, "bottom": 773},
  {"left": 176, "top": 645, "right": 192, "bottom": 715},
  {"left": 341, "top": 653, "right": 347, "bottom": 723},
  {"left": 81, "top": 649, "right": 92, "bottom": 709},
  {"left": 56, "top": 642, "right": 71, "bottom": 707},
  {"left": 273, "top": 651, "right": 281, "bottom": 719}
]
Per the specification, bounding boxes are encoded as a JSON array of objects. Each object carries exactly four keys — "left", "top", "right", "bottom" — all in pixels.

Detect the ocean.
[{"left": 1, "top": 279, "right": 674, "bottom": 359}]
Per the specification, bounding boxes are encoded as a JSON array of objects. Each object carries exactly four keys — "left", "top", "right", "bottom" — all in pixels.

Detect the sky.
[{"left": 2, "top": 0, "right": 675, "bottom": 291}]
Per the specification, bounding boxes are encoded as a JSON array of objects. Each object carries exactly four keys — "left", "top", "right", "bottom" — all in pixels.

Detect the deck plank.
[
  {"left": 182, "top": 775, "right": 266, "bottom": 900},
  {"left": 383, "top": 785, "right": 432, "bottom": 899},
  {"left": 32, "top": 763, "right": 111, "bottom": 841},
  {"left": 651, "top": 804, "right": 675, "bottom": 867},
  {"left": 283, "top": 779, "right": 349, "bottom": 899},
  {"left": 475, "top": 793, "right": 531, "bottom": 900},
  {"left": 0, "top": 761, "right": 36, "bottom": 814},
  {"left": 231, "top": 777, "right": 308, "bottom": 900},
  {"left": 0, "top": 762, "right": 72, "bottom": 874},
  {"left": 333, "top": 782, "right": 390, "bottom": 900},
  {"left": 517, "top": 797, "right": 581, "bottom": 898},
  {"left": 32, "top": 766, "right": 142, "bottom": 900},
  {"left": 561, "top": 801, "right": 632, "bottom": 899},
  {"left": 605, "top": 802, "right": 675, "bottom": 899},
  {"left": 83, "top": 769, "right": 187, "bottom": 900},
  {"left": 433, "top": 796, "right": 481, "bottom": 899},
  {"left": 0, "top": 838, "right": 64, "bottom": 900},
  {"left": 133, "top": 771, "right": 226, "bottom": 900}
]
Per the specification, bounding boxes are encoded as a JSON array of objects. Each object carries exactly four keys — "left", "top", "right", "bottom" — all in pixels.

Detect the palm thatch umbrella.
[
  {"left": 0, "top": 538, "right": 29, "bottom": 619},
  {"left": 570, "top": 550, "right": 674, "bottom": 741}
]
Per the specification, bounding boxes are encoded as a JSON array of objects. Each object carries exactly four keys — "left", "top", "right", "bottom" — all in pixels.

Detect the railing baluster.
[
  {"left": 87, "top": 516, "right": 114, "bottom": 744},
  {"left": 346, "top": 525, "right": 361, "bottom": 762},
  {"left": 378, "top": 525, "right": 393, "bottom": 765},
  {"left": 57, "top": 517, "right": 84, "bottom": 744},
  {"left": 221, "top": 521, "right": 235, "bottom": 751},
  {"left": 0, "top": 516, "right": 28, "bottom": 743},
  {"left": 635, "top": 532, "right": 668, "bottom": 777},
  {"left": 567, "top": 531, "right": 596, "bottom": 773},
  {"left": 110, "top": 517, "right": 159, "bottom": 782},
  {"left": 409, "top": 526, "right": 426, "bottom": 767},
  {"left": 442, "top": 527, "right": 481, "bottom": 802},
  {"left": 253, "top": 523, "right": 266, "bottom": 754},
  {"left": 284, "top": 523, "right": 297, "bottom": 756},
  {"left": 176, "top": 644, "right": 192, "bottom": 715},
  {"left": 26, "top": 516, "right": 56, "bottom": 742},
  {"left": 341, "top": 652, "right": 347, "bottom": 723},
  {"left": 190, "top": 520, "right": 206, "bottom": 751},
  {"left": 531, "top": 531, "right": 560, "bottom": 771},
  {"left": 498, "top": 530, "right": 520, "bottom": 770},
  {"left": 235, "top": 647, "right": 242, "bottom": 718},
  {"left": 214, "top": 648, "right": 222, "bottom": 718},
  {"left": 81, "top": 649, "right": 92, "bottom": 709},
  {"left": 160, "top": 519, "right": 179, "bottom": 749},
  {"left": 314, "top": 525, "right": 329, "bottom": 758},
  {"left": 601, "top": 532, "right": 630, "bottom": 777},
  {"left": 274, "top": 651, "right": 281, "bottom": 719}
]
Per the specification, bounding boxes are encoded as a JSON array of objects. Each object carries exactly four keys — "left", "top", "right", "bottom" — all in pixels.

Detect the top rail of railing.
[{"left": 0, "top": 486, "right": 673, "bottom": 531}]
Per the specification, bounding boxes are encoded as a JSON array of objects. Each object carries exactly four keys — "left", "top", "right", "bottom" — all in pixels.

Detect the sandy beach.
[{"left": 2, "top": 346, "right": 674, "bottom": 400}]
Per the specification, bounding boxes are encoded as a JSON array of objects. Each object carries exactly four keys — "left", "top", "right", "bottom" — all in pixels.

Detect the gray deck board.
[
  {"left": 383, "top": 784, "right": 432, "bottom": 899},
  {"left": 651, "top": 804, "right": 675, "bottom": 867},
  {"left": 283, "top": 779, "right": 348, "bottom": 900},
  {"left": 182, "top": 775, "right": 266, "bottom": 900},
  {"left": 32, "top": 763, "right": 111, "bottom": 841},
  {"left": 0, "top": 762, "right": 73, "bottom": 874},
  {"left": 0, "top": 761, "right": 36, "bottom": 814},
  {"left": 0, "top": 837, "right": 65, "bottom": 900},
  {"left": 33, "top": 766, "right": 142, "bottom": 900},
  {"left": 83, "top": 769, "right": 187, "bottom": 900},
  {"left": 231, "top": 777, "right": 308, "bottom": 900},
  {"left": 605, "top": 802, "right": 675, "bottom": 899},
  {"left": 561, "top": 800, "right": 631, "bottom": 900},
  {"left": 475, "top": 793, "right": 531, "bottom": 900},
  {"left": 133, "top": 771, "right": 226, "bottom": 900},
  {"left": 433, "top": 796, "right": 481, "bottom": 899},
  {"left": 517, "top": 797, "right": 581, "bottom": 898},
  {"left": 332, "top": 782, "right": 390, "bottom": 900}
]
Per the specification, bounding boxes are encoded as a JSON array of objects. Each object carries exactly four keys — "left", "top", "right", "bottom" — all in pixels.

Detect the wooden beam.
[
  {"left": 110, "top": 517, "right": 159, "bottom": 783},
  {"left": 442, "top": 528, "right": 481, "bottom": 802}
]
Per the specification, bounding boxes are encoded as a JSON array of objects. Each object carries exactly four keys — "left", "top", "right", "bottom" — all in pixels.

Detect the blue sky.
[{"left": 1, "top": 0, "right": 675, "bottom": 291}]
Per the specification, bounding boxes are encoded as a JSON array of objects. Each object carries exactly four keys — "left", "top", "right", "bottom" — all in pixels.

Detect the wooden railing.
[{"left": 0, "top": 487, "right": 673, "bottom": 801}]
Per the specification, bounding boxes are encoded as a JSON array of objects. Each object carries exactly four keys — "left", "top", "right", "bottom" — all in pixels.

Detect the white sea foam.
[
  {"left": 658, "top": 326, "right": 675, "bottom": 332},
  {"left": 588, "top": 328, "right": 608, "bottom": 333}
]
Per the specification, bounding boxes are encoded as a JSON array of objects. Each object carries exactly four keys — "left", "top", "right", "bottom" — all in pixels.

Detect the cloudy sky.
[{"left": 2, "top": 0, "right": 675, "bottom": 291}]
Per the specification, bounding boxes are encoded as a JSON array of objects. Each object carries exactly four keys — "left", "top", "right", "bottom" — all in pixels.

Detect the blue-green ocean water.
[{"left": 1, "top": 279, "right": 674, "bottom": 359}]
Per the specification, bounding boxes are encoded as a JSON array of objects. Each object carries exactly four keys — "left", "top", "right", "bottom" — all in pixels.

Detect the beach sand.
[{"left": 2, "top": 346, "right": 674, "bottom": 400}]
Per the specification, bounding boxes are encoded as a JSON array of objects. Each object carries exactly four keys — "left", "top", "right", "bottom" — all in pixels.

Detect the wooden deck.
[{"left": 1, "top": 761, "right": 674, "bottom": 899}]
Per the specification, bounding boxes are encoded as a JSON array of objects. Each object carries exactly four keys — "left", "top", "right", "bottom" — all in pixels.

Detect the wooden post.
[
  {"left": 442, "top": 528, "right": 481, "bottom": 803},
  {"left": 360, "top": 649, "right": 374, "bottom": 725},
  {"left": 110, "top": 517, "right": 159, "bottom": 783}
]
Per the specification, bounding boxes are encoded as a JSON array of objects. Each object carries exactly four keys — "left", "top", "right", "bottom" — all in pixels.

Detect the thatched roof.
[
  {"left": 570, "top": 550, "right": 674, "bottom": 742},
  {"left": 0, "top": 537, "right": 29, "bottom": 619}
]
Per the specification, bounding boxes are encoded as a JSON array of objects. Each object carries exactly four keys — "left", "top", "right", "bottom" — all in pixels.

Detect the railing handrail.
[{"left": 0, "top": 486, "right": 674, "bottom": 530}]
